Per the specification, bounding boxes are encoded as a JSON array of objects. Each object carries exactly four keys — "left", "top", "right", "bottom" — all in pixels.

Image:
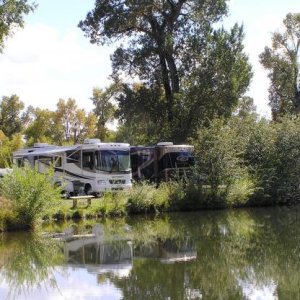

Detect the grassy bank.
[
  {"left": 44, "top": 180, "right": 265, "bottom": 222},
  {"left": 0, "top": 170, "right": 256, "bottom": 230}
]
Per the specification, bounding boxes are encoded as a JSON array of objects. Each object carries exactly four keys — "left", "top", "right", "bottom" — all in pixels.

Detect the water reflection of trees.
[
  {"left": 3, "top": 207, "right": 300, "bottom": 299},
  {"left": 103, "top": 207, "right": 300, "bottom": 299},
  {"left": 0, "top": 233, "right": 64, "bottom": 299}
]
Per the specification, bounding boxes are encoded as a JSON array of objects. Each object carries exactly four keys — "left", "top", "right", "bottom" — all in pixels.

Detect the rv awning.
[{"left": 13, "top": 146, "right": 80, "bottom": 157}]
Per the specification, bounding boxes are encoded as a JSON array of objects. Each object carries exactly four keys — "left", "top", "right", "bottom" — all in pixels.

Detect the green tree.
[
  {"left": 91, "top": 86, "right": 117, "bottom": 141},
  {"left": 54, "top": 98, "right": 97, "bottom": 145},
  {"left": 177, "top": 24, "right": 252, "bottom": 139},
  {"left": 72, "top": 109, "right": 97, "bottom": 144},
  {"left": 260, "top": 13, "right": 300, "bottom": 119},
  {"left": 54, "top": 98, "right": 77, "bottom": 143},
  {"left": 24, "top": 108, "right": 55, "bottom": 145},
  {"left": 0, "top": 0, "right": 36, "bottom": 52},
  {"left": 0, "top": 128, "right": 23, "bottom": 168},
  {"left": 0, "top": 94, "right": 24, "bottom": 138},
  {"left": 80, "top": 1, "right": 252, "bottom": 142},
  {"left": 115, "top": 83, "right": 169, "bottom": 144},
  {"left": 234, "top": 96, "right": 257, "bottom": 119}
]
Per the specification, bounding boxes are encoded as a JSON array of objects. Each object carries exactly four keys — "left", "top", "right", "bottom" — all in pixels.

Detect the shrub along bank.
[
  {"left": 192, "top": 115, "right": 300, "bottom": 207},
  {"left": 0, "top": 167, "right": 62, "bottom": 231}
]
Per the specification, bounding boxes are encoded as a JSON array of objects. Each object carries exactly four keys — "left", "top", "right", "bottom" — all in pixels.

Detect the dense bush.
[
  {"left": 0, "top": 167, "right": 62, "bottom": 230},
  {"left": 192, "top": 115, "right": 300, "bottom": 207}
]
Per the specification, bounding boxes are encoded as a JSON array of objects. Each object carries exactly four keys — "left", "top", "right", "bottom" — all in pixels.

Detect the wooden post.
[{"left": 72, "top": 199, "right": 78, "bottom": 208}]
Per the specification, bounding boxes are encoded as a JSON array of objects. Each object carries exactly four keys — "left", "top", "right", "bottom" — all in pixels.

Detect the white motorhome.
[{"left": 13, "top": 139, "right": 132, "bottom": 196}]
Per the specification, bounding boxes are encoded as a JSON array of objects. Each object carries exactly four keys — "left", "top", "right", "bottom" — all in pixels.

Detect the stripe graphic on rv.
[{"left": 54, "top": 168, "right": 94, "bottom": 180}]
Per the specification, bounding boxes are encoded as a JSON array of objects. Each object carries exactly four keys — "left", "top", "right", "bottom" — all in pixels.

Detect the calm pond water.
[{"left": 1, "top": 206, "right": 300, "bottom": 299}]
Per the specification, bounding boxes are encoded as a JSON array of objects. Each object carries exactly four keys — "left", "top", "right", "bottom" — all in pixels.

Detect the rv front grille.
[{"left": 109, "top": 179, "right": 126, "bottom": 184}]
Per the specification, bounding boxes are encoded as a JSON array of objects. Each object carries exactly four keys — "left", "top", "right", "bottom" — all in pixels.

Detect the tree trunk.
[
  {"left": 166, "top": 53, "right": 180, "bottom": 93},
  {"left": 158, "top": 52, "right": 174, "bottom": 122}
]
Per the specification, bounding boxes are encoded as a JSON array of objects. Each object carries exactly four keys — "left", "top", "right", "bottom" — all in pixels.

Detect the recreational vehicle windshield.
[
  {"left": 13, "top": 139, "right": 132, "bottom": 196},
  {"left": 130, "top": 142, "right": 194, "bottom": 182}
]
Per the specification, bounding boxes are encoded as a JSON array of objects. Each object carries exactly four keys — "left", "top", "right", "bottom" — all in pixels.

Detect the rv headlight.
[{"left": 97, "top": 180, "right": 107, "bottom": 185}]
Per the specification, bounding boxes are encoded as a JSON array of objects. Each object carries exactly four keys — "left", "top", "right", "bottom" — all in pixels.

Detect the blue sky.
[{"left": 0, "top": 0, "right": 300, "bottom": 117}]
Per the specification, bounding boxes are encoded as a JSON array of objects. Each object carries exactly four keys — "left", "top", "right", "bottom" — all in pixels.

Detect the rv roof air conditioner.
[
  {"left": 84, "top": 138, "right": 101, "bottom": 144},
  {"left": 157, "top": 142, "right": 174, "bottom": 146}
]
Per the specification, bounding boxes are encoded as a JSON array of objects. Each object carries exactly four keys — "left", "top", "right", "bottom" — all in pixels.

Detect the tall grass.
[
  {"left": 0, "top": 167, "right": 62, "bottom": 230},
  {"left": 127, "top": 182, "right": 170, "bottom": 213},
  {"left": 225, "top": 175, "right": 256, "bottom": 207},
  {"left": 91, "top": 191, "right": 128, "bottom": 216}
]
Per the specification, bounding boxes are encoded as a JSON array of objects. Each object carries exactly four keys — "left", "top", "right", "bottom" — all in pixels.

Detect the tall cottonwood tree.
[
  {"left": 0, "top": 0, "right": 36, "bottom": 52},
  {"left": 260, "top": 13, "right": 300, "bottom": 119},
  {"left": 80, "top": 1, "right": 252, "bottom": 142}
]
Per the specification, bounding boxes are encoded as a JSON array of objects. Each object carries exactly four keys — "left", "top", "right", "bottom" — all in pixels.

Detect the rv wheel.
[
  {"left": 84, "top": 184, "right": 92, "bottom": 195},
  {"left": 61, "top": 190, "right": 70, "bottom": 199}
]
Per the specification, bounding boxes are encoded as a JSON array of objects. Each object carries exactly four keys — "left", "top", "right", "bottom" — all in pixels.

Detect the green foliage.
[
  {"left": 24, "top": 108, "right": 55, "bottom": 146},
  {"left": 179, "top": 24, "right": 252, "bottom": 139},
  {"left": 127, "top": 182, "right": 170, "bottom": 213},
  {"left": 115, "top": 84, "right": 170, "bottom": 144},
  {"left": 0, "top": 166, "right": 62, "bottom": 230},
  {"left": 23, "top": 98, "right": 97, "bottom": 146},
  {"left": 192, "top": 114, "right": 300, "bottom": 206},
  {"left": 127, "top": 182, "right": 159, "bottom": 213},
  {"left": 0, "top": 196, "right": 15, "bottom": 231},
  {"left": 0, "top": 94, "right": 25, "bottom": 138},
  {"left": 0, "top": 131, "right": 23, "bottom": 167},
  {"left": 192, "top": 116, "right": 263, "bottom": 205},
  {"left": 226, "top": 175, "right": 256, "bottom": 207},
  {"left": 0, "top": 0, "right": 36, "bottom": 52},
  {"left": 0, "top": 233, "right": 64, "bottom": 298},
  {"left": 260, "top": 13, "right": 300, "bottom": 119},
  {"left": 91, "top": 85, "right": 118, "bottom": 141},
  {"left": 92, "top": 191, "right": 128, "bottom": 216},
  {"left": 269, "top": 117, "right": 300, "bottom": 203},
  {"left": 54, "top": 98, "right": 97, "bottom": 145},
  {"left": 193, "top": 118, "right": 246, "bottom": 193},
  {"left": 80, "top": 0, "right": 252, "bottom": 143}
]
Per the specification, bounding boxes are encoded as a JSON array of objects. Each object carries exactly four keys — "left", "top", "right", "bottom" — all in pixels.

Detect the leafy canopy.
[
  {"left": 0, "top": 0, "right": 36, "bottom": 52},
  {"left": 80, "top": 0, "right": 252, "bottom": 143},
  {"left": 260, "top": 13, "right": 300, "bottom": 119}
]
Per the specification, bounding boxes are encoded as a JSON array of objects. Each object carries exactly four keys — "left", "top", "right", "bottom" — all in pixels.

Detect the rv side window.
[
  {"left": 66, "top": 151, "right": 80, "bottom": 164},
  {"left": 82, "top": 151, "right": 94, "bottom": 170}
]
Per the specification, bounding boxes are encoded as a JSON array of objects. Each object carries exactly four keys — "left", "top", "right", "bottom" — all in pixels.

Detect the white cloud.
[
  {"left": 0, "top": 23, "right": 113, "bottom": 111},
  {"left": 0, "top": 267, "right": 123, "bottom": 300},
  {"left": 225, "top": 1, "right": 300, "bottom": 118}
]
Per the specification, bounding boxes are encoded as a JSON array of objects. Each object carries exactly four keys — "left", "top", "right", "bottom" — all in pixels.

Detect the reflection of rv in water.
[
  {"left": 13, "top": 139, "right": 132, "bottom": 196},
  {"left": 64, "top": 237, "right": 133, "bottom": 278},
  {"left": 134, "top": 237, "right": 197, "bottom": 263},
  {"left": 130, "top": 142, "right": 194, "bottom": 182},
  {"left": 63, "top": 233, "right": 194, "bottom": 279}
]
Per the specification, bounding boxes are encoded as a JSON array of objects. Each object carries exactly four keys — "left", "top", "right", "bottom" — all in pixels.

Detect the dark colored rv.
[{"left": 130, "top": 142, "right": 194, "bottom": 182}]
